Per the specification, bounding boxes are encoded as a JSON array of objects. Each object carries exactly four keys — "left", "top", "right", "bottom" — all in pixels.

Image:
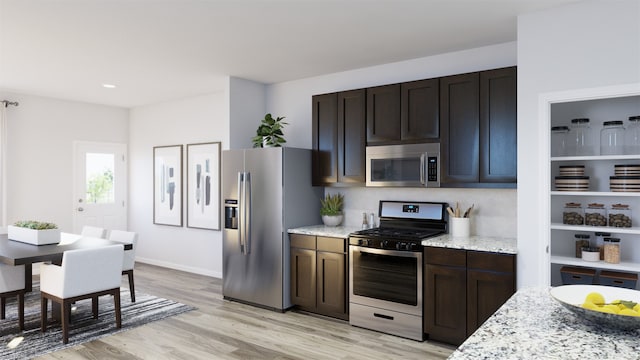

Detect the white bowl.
[{"left": 550, "top": 284, "right": 640, "bottom": 329}]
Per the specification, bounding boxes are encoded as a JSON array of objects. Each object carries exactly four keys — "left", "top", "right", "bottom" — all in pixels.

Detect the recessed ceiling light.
[{"left": 102, "top": 83, "right": 116, "bottom": 89}]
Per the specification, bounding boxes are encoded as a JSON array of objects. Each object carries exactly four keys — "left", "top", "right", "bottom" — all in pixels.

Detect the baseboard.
[{"left": 135, "top": 256, "right": 222, "bottom": 279}]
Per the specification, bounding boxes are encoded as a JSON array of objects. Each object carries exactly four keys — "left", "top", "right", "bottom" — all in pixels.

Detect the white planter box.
[{"left": 8, "top": 225, "right": 60, "bottom": 245}]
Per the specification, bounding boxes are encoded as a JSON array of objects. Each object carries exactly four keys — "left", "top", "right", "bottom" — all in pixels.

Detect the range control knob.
[
  {"left": 396, "top": 242, "right": 406, "bottom": 250},
  {"left": 381, "top": 240, "right": 389, "bottom": 248}
]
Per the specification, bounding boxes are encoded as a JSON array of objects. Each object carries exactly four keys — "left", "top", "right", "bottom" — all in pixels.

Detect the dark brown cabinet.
[
  {"left": 290, "top": 234, "right": 348, "bottom": 320},
  {"left": 440, "top": 67, "right": 517, "bottom": 187},
  {"left": 365, "top": 80, "right": 440, "bottom": 145},
  {"left": 424, "top": 247, "right": 467, "bottom": 345},
  {"left": 366, "top": 84, "right": 401, "bottom": 144},
  {"left": 424, "top": 246, "right": 516, "bottom": 345},
  {"left": 312, "top": 90, "right": 365, "bottom": 186}
]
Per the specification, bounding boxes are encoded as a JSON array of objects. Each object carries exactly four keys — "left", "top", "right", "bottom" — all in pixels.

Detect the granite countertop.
[
  {"left": 288, "top": 225, "right": 361, "bottom": 239},
  {"left": 449, "top": 287, "right": 640, "bottom": 359},
  {"left": 422, "top": 234, "right": 517, "bottom": 254},
  {"left": 289, "top": 226, "right": 517, "bottom": 254}
]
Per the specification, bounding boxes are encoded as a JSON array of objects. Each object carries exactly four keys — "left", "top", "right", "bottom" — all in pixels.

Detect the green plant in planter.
[
  {"left": 13, "top": 220, "right": 58, "bottom": 230},
  {"left": 320, "top": 193, "right": 344, "bottom": 216},
  {"left": 251, "top": 113, "right": 288, "bottom": 148}
]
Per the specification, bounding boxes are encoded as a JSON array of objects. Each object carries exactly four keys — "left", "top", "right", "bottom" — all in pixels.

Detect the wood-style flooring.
[{"left": 35, "top": 263, "right": 456, "bottom": 359}]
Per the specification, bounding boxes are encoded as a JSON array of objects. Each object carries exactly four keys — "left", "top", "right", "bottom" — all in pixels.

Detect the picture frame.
[
  {"left": 153, "top": 145, "right": 183, "bottom": 226},
  {"left": 186, "top": 142, "right": 221, "bottom": 230}
]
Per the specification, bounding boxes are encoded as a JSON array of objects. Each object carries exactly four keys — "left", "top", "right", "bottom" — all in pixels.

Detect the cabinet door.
[
  {"left": 401, "top": 78, "right": 439, "bottom": 142},
  {"left": 290, "top": 247, "right": 317, "bottom": 310},
  {"left": 312, "top": 93, "right": 338, "bottom": 186},
  {"left": 480, "top": 67, "right": 517, "bottom": 183},
  {"left": 366, "top": 84, "right": 401, "bottom": 144},
  {"left": 338, "top": 89, "right": 366, "bottom": 184},
  {"left": 424, "top": 263, "right": 467, "bottom": 345},
  {"left": 440, "top": 72, "right": 480, "bottom": 184},
  {"left": 316, "top": 251, "right": 347, "bottom": 320},
  {"left": 466, "top": 269, "right": 514, "bottom": 336}
]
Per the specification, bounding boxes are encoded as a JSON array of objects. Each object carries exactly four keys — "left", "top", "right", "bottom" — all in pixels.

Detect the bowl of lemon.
[{"left": 550, "top": 284, "right": 640, "bottom": 330}]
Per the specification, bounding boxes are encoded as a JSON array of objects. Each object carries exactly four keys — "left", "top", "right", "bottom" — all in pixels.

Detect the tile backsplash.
[{"left": 326, "top": 187, "right": 517, "bottom": 238}]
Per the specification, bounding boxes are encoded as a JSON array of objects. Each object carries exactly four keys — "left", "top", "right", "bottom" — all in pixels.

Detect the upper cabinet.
[
  {"left": 312, "top": 90, "right": 366, "bottom": 187},
  {"left": 312, "top": 66, "right": 516, "bottom": 188},
  {"left": 440, "top": 67, "right": 517, "bottom": 187}
]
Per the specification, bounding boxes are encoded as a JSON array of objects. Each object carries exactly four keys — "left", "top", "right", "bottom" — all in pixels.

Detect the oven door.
[{"left": 349, "top": 245, "right": 422, "bottom": 316}]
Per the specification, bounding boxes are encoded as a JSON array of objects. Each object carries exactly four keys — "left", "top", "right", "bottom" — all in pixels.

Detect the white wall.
[
  {"left": 266, "top": 42, "right": 518, "bottom": 238},
  {"left": 129, "top": 92, "right": 226, "bottom": 277},
  {"left": 228, "top": 77, "right": 266, "bottom": 149},
  {"left": 517, "top": 0, "right": 640, "bottom": 287},
  {"left": 1, "top": 91, "right": 128, "bottom": 231}
]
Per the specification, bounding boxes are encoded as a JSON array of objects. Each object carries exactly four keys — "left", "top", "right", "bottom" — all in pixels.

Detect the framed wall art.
[
  {"left": 153, "top": 145, "right": 183, "bottom": 226},
  {"left": 186, "top": 142, "right": 221, "bottom": 230}
]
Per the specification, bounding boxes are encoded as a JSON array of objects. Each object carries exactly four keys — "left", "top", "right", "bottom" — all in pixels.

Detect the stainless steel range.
[{"left": 348, "top": 200, "right": 448, "bottom": 341}]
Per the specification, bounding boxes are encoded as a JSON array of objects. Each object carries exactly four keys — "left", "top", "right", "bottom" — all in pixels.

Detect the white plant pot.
[
  {"left": 7, "top": 225, "right": 61, "bottom": 245},
  {"left": 322, "top": 215, "right": 343, "bottom": 227}
]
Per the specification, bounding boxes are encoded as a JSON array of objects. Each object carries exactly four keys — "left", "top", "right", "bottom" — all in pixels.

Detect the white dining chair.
[
  {"left": 108, "top": 230, "right": 138, "bottom": 302},
  {"left": 80, "top": 226, "right": 106, "bottom": 239},
  {"left": 0, "top": 264, "right": 26, "bottom": 331},
  {"left": 40, "top": 244, "right": 124, "bottom": 344}
]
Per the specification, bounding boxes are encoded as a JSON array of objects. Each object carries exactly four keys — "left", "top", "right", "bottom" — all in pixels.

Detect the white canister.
[{"left": 450, "top": 217, "right": 470, "bottom": 237}]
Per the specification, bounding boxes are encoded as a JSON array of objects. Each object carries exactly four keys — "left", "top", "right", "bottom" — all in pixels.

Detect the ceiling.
[{"left": 0, "top": 0, "right": 582, "bottom": 109}]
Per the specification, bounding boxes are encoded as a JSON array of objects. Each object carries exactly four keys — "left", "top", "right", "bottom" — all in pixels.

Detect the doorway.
[{"left": 72, "top": 141, "right": 127, "bottom": 234}]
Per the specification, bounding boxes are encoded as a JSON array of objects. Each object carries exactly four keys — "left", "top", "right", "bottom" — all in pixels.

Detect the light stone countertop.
[
  {"left": 288, "top": 225, "right": 362, "bottom": 239},
  {"left": 289, "top": 226, "right": 517, "bottom": 254},
  {"left": 448, "top": 287, "right": 640, "bottom": 359},
  {"left": 422, "top": 234, "right": 517, "bottom": 254}
]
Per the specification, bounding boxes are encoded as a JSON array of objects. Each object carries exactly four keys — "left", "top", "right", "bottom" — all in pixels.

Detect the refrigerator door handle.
[{"left": 238, "top": 171, "right": 252, "bottom": 255}]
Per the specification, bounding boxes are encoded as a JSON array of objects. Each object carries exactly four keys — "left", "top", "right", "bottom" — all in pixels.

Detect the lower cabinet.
[
  {"left": 424, "top": 246, "right": 515, "bottom": 345},
  {"left": 290, "top": 234, "right": 348, "bottom": 320}
]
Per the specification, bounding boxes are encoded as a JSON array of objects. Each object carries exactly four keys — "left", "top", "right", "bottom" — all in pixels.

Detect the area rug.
[{"left": 0, "top": 285, "right": 195, "bottom": 359}]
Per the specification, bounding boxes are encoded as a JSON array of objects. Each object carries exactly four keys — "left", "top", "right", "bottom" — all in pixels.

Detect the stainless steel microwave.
[{"left": 366, "top": 143, "right": 440, "bottom": 187}]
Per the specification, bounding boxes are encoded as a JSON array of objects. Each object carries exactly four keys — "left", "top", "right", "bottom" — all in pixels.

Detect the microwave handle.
[{"left": 420, "top": 153, "right": 426, "bottom": 185}]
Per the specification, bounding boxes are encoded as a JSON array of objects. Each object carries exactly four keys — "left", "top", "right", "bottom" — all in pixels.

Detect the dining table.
[{"left": 0, "top": 232, "right": 133, "bottom": 292}]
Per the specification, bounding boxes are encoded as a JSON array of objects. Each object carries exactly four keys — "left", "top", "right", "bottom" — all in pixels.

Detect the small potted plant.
[
  {"left": 8, "top": 220, "right": 60, "bottom": 245},
  {"left": 252, "top": 113, "right": 288, "bottom": 148},
  {"left": 320, "top": 193, "right": 344, "bottom": 226}
]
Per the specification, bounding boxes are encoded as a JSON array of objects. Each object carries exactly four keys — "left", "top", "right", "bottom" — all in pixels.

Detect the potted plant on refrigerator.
[
  {"left": 320, "top": 193, "right": 344, "bottom": 226},
  {"left": 8, "top": 220, "right": 60, "bottom": 245},
  {"left": 251, "top": 113, "right": 288, "bottom": 148}
]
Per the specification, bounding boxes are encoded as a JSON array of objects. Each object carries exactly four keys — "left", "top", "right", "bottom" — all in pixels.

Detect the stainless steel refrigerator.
[{"left": 222, "top": 147, "right": 322, "bottom": 311}]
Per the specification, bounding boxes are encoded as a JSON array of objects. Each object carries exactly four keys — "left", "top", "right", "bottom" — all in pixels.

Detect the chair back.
[
  {"left": 0, "top": 264, "right": 25, "bottom": 293},
  {"left": 108, "top": 230, "right": 138, "bottom": 271},
  {"left": 81, "top": 226, "right": 107, "bottom": 239},
  {"left": 52, "top": 244, "right": 124, "bottom": 298}
]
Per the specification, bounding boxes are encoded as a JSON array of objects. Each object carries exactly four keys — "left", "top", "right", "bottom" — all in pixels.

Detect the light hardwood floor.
[{"left": 36, "top": 263, "right": 456, "bottom": 359}]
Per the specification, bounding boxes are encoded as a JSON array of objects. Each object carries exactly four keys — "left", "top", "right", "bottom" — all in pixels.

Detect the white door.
[{"left": 73, "top": 141, "right": 127, "bottom": 234}]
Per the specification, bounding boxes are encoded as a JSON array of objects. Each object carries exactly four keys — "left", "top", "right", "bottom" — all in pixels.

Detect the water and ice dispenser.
[{"left": 224, "top": 199, "right": 238, "bottom": 229}]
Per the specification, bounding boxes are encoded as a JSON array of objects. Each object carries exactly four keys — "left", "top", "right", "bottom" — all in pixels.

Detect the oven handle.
[{"left": 350, "top": 245, "right": 421, "bottom": 258}]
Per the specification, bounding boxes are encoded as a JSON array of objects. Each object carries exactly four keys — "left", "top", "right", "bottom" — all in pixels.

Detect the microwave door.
[{"left": 367, "top": 153, "right": 425, "bottom": 187}]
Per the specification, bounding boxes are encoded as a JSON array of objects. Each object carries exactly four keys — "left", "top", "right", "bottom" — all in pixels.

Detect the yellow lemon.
[
  {"left": 603, "top": 304, "right": 620, "bottom": 313},
  {"left": 582, "top": 301, "right": 599, "bottom": 310},
  {"left": 585, "top": 292, "right": 605, "bottom": 305},
  {"left": 594, "top": 306, "right": 617, "bottom": 314},
  {"left": 633, "top": 303, "right": 640, "bottom": 313},
  {"left": 619, "top": 308, "right": 640, "bottom": 317}
]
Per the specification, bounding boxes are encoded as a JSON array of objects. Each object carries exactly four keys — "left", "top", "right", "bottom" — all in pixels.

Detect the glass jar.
[
  {"left": 595, "top": 232, "right": 610, "bottom": 260},
  {"left": 609, "top": 203, "right": 632, "bottom": 227},
  {"left": 604, "top": 237, "right": 621, "bottom": 264},
  {"left": 600, "top": 120, "right": 625, "bottom": 155},
  {"left": 585, "top": 203, "right": 607, "bottom": 226},
  {"left": 563, "top": 202, "right": 584, "bottom": 225},
  {"left": 551, "top": 126, "right": 570, "bottom": 157},
  {"left": 570, "top": 118, "right": 595, "bottom": 156},
  {"left": 574, "top": 234, "right": 590, "bottom": 258},
  {"left": 625, "top": 115, "right": 640, "bottom": 155}
]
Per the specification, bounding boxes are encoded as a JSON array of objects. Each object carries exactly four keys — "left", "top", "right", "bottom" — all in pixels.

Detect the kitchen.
[{"left": 0, "top": 0, "right": 639, "bottom": 358}]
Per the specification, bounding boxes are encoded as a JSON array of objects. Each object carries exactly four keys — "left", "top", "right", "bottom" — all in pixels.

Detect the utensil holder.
[{"left": 450, "top": 217, "right": 470, "bottom": 237}]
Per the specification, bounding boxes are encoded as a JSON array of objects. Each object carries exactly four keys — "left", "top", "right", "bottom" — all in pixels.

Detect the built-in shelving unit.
[{"left": 547, "top": 90, "right": 640, "bottom": 288}]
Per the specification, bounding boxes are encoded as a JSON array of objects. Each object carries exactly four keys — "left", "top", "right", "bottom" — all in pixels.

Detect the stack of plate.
[
  {"left": 556, "top": 165, "right": 589, "bottom": 191},
  {"left": 610, "top": 164, "right": 640, "bottom": 192},
  {"left": 559, "top": 165, "right": 585, "bottom": 176}
]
